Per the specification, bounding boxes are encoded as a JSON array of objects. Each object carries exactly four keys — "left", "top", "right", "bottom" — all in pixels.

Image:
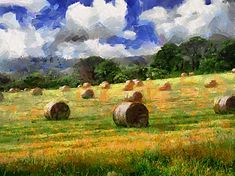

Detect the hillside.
[{"left": 0, "top": 73, "right": 234, "bottom": 175}]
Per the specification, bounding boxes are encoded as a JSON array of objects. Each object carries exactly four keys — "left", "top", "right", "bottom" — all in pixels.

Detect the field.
[{"left": 0, "top": 73, "right": 234, "bottom": 176}]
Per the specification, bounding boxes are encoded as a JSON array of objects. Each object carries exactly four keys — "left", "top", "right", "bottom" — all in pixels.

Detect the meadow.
[{"left": 0, "top": 73, "right": 234, "bottom": 176}]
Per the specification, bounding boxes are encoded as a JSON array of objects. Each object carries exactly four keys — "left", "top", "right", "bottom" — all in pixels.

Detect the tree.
[
  {"left": 150, "top": 43, "right": 183, "bottom": 72},
  {"left": 180, "top": 37, "right": 209, "bottom": 70},
  {"left": 219, "top": 40, "right": 235, "bottom": 68},
  {"left": 94, "top": 60, "right": 121, "bottom": 83},
  {"left": 73, "top": 56, "right": 105, "bottom": 83}
]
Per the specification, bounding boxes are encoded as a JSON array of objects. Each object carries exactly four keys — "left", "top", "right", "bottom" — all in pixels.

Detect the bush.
[
  {"left": 199, "top": 55, "right": 227, "bottom": 74},
  {"left": 146, "top": 68, "right": 169, "bottom": 79}
]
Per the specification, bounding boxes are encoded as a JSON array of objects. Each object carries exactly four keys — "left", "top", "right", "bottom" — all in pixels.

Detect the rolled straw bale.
[
  {"left": 9, "top": 88, "right": 20, "bottom": 93},
  {"left": 189, "top": 72, "right": 194, "bottom": 76},
  {"left": 126, "top": 80, "right": 135, "bottom": 87},
  {"left": 31, "top": 87, "right": 43, "bottom": 96},
  {"left": 0, "top": 92, "right": 4, "bottom": 101},
  {"left": 124, "top": 91, "right": 143, "bottom": 103},
  {"left": 214, "top": 96, "right": 235, "bottom": 114},
  {"left": 100, "top": 81, "right": 110, "bottom": 89},
  {"left": 133, "top": 79, "right": 144, "bottom": 87},
  {"left": 44, "top": 101, "right": 70, "bottom": 120},
  {"left": 123, "top": 83, "right": 134, "bottom": 91},
  {"left": 204, "top": 80, "right": 218, "bottom": 88},
  {"left": 24, "top": 88, "right": 30, "bottom": 92},
  {"left": 159, "top": 82, "right": 171, "bottom": 91},
  {"left": 82, "top": 82, "right": 91, "bottom": 89},
  {"left": 60, "top": 85, "right": 70, "bottom": 92},
  {"left": 81, "top": 89, "right": 94, "bottom": 99},
  {"left": 113, "top": 102, "right": 149, "bottom": 128},
  {"left": 232, "top": 68, "right": 235, "bottom": 73},
  {"left": 181, "top": 72, "right": 188, "bottom": 77}
]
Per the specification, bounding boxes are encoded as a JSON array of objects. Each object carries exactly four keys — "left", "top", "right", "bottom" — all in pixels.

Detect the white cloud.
[
  {"left": 0, "top": 12, "right": 58, "bottom": 59},
  {"left": 65, "top": 0, "right": 127, "bottom": 39},
  {"left": 121, "top": 30, "right": 136, "bottom": 40},
  {"left": 140, "top": 0, "right": 235, "bottom": 43},
  {"left": 0, "top": 0, "right": 49, "bottom": 12},
  {"left": 56, "top": 39, "right": 159, "bottom": 59}
]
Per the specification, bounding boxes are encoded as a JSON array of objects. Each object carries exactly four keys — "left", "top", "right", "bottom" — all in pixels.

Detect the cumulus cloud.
[
  {"left": 0, "top": 0, "right": 49, "bottom": 12},
  {"left": 50, "top": 0, "right": 149, "bottom": 59},
  {"left": 0, "top": 12, "right": 58, "bottom": 59},
  {"left": 55, "top": 39, "right": 159, "bottom": 59},
  {"left": 65, "top": 0, "right": 128, "bottom": 39},
  {"left": 140, "top": 0, "right": 235, "bottom": 43}
]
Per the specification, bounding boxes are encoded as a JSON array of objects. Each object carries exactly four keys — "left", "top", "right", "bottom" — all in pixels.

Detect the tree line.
[{"left": 0, "top": 36, "right": 234, "bottom": 91}]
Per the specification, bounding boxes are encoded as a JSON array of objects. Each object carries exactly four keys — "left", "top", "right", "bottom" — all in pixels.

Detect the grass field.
[{"left": 0, "top": 73, "right": 234, "bottom": 176}]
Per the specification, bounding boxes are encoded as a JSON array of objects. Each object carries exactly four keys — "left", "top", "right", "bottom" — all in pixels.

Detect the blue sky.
[{"left": 0, "top": 0, "right": 234, "bottom": 59}]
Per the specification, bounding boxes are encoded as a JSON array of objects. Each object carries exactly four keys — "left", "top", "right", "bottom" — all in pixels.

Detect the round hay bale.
[
  {"left": 189, "top": 72, "right": 194, "bottom": 76},
  {"left": 44, "top": 101, "right": 70, "bottom": 120},
  {"left": 24, "top": 88, "right": 30, "bottom": 92},
  {"left": 232, "top": 68, "right": 235, "bottom": 73},
  {"left": 82, "top": 82, "right": 91, "bottom": 89},
  {"left": 31, "top": 88, "right": 43, "bottom": 96},
  {"left": 181, "top": 72, "right": 188, "bottom": 77},
  {"left": 124, "top": 91, "right": 143, "bottom": 102},
  {"left": 123, "top": 83, "right": 134, "bottom": 91},
  {"left": 60, "top": 85, "right": 70, "bottom": 92},
  {"left": 113, "top": 102, "right": 149, "bottom": 128},
  {"left": 100, "top": 81, "right": 110, "bottom": 89},
  {"left": 81, "top": 89, "right": 94, "bottom": 99},
  {"left": 0, "top": 92, "right": 4, "bottom": 102},
  {"left": 159, "top": 82, "right": 171, "bottom": 91},
  {"left": 126, "top": 80, "right": 135, "bottom": 86},
  {"left": 214, "top": 96, "right": 235, "bottom": 114},
  {"left": 204, "top": 80, "right": 218, "bottom": 88},
  {"left": 133, "top": 79, "right": 144, "bottom": 87},
  {"left": 9, "top": 88, "right": 20, "bottom": 93}
]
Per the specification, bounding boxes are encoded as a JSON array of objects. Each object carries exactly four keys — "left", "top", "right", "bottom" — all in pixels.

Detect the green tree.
[
  {"left": 219, "top": 40, "right": 235, "bottom": 68},
  {"left": 73, "top": 56, "right": 105, "bottom": 83},
  {"left": 151, "top": 43, "right": 183, "bottom": 72},
  {"left": 94, "top": 60, "right": 121, "bottom": 83},
  {"left": 180, "top": 37, "right": 209, "bottom": 70}
]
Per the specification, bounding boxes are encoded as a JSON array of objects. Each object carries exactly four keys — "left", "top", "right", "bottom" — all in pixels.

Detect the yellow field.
[{"left": 0, "top": 73, "right": 234, "bottom": 175}]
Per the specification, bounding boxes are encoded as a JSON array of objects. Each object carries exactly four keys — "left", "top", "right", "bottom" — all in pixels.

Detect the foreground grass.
[{"left": 0, "top": 73, "right": 234, "bottom": 175}]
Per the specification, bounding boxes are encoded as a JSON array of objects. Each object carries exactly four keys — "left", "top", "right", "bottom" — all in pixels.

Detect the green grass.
[{"left": 0, "top": 72, "right": 234, "bottom": 175}]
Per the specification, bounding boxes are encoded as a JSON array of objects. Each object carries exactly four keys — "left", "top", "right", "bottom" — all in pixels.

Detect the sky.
[{"left": 0, "top": 0, "right": 234, "bottom": 59}]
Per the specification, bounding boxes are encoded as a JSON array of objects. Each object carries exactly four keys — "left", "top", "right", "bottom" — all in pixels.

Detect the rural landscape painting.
[{"left": 0, "top": 0, "right": 234, "bottom": 175}]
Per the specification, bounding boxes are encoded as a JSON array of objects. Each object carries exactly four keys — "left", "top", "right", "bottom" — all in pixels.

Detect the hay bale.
[
  {"left": 214, "top": 96, "right": 235, "bottom": 114},
  {"left": 123, "top": 83, "right": 134, "bottom": 91},
  {"left": 44, "top": 101, "right": 70, "bottom": 120},
  {"left": 9, "top": 88, "right": 20, "bottom": 93},
  {"left": 100, "top": 81, "right": 110, "bottom": 89},
  {"left": 204, "top": 80, "right": 218, "bottom": 88},
  {"left": 189, "top": 72, "right": 194, "bottom": 76},
  {"left": 126, "top": 80, "right": 135, "bottom": 86},
  {"left": 159, "top": 82, "right": 171, "bottom": 91},
  {"left": 81, "top": 89, "right": 94, "bottom": 99},
  {"left": 60, "top": 85, "right": 70, "bottom": 92},
  {"left": 113, "top": 102, "right": 149, "bottom": 128},
  {"left": 124, "top": 91, "right": 143, "bottom": 102},
  {"left": 0, "top": 92, "right": 4, "bottom": 102},
  {"left": 24, "top": 88, "right": 30, "bottom": 92},
  {"left": 232, "top": 68, "right": 235, "bottom": 73},
  {"left": 31, "top": 88, "right": 43, "bottom": 96},
  {"left": 82, "top": 82, "right": 91, "bottom": 89},
  {"left": 181, "top": 72, "right": 188, "bottom": 77},
  {"left": 133, "top": 79, "right": 144, "bottom": 87}
]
